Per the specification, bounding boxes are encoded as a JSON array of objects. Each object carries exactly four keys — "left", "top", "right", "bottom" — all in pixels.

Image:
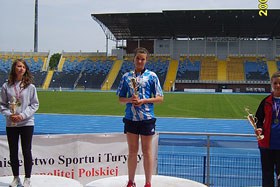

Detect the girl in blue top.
[{"left": 117, "top": 47, "right": 163, "bottom": 187}]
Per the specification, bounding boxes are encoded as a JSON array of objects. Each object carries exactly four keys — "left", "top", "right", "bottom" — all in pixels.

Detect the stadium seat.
[
  {"left": 49, "top": 55, "right": 114, "bottom": 89},
  {"left": 0, "top": 53, "right": 47, "bottom": 87},
  {"left": 244, "top": 56, "right": 269, "bottom": 81},
  {"left": 176, "top": 56, "right": 201, "bottom": 80}
]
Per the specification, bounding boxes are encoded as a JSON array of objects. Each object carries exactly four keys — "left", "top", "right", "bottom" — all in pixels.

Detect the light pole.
[{"left": 34, "top": 0, "right": 38, "bottom": 52}]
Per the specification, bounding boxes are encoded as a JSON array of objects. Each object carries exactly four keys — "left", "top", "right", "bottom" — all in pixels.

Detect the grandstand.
[
  {"left": 47, "top": 52, "right": 115, "bottom": 89},
  {"left": 1, "top": 9, "right": 280, "bottom": 93},
  {"left": 0, "top": 51, "right": 49, "bottom": 88},
  {"left": 1, "top": 51, "right": 278, "bottom": 93},
  {"left": 2, "top": 10, "right": 279, "bottom": 93},
  {"left": 91, "top": 9, "right": 280, "bottom": 93}
]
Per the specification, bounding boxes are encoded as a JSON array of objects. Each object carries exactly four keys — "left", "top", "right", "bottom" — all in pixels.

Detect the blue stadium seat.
[
  {"left": 176, "top": 56, "right": 201, "bottom": 80},
  {"left": 244, "top": 57, "right": 269, "bottom": 81},
  {"left": 0, "top": 54, "right": 47, "bottom": 87},
  {"left": 50, "top": 56, "right": 114, "bottom": 89}
]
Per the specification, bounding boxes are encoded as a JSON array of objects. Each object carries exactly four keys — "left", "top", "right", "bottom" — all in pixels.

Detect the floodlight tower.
[{"left": 34, "top": 0, "right": 38, "bottom": 52}]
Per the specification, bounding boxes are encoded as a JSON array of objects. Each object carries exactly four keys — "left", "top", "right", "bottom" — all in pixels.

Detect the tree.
[{"left": 49, "top": 53, "right": 61, "bottom": 70}]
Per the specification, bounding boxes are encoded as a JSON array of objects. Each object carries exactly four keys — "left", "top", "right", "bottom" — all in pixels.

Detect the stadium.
[{"left": 0, "top": 7, "right": 280, "bottom": 187}]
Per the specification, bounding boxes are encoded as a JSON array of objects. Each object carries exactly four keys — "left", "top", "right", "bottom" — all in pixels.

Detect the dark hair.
[
  {"left": 271, "top": 71, "right": 280, "bottom": 82},
  {"left": 134, "top": 47, "right": 149, "bottom": 58},
  {"left": 8, "top": 59, "right": 34, "bottom": 88}
]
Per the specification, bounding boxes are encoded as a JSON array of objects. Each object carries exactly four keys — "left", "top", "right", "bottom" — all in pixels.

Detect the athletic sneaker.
[
  {"left": 9, "top": 176, "right": 22, "bottom": 187},
  {"left": 126, "top": 180, "right": 136, "bottom": 187},
  {"left": 144, "top": 182, "right": 151, "bottom": 187},
  {"left": 23, "top": 177, "right": 31, "bottom": 187}
]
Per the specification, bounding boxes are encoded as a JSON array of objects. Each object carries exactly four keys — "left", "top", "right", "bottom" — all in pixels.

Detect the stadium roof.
[{"left": 91, "top": 9, "right": 280, "bottom": 40}]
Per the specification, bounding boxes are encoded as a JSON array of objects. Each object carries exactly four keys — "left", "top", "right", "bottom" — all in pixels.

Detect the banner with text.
[{"left": 0, "top": 133, "right": 159, "bottom": 185}]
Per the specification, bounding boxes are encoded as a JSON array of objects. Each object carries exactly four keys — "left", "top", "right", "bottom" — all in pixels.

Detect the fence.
[{"left": 157, "top": 132, "right": 262, "bottom": 187}]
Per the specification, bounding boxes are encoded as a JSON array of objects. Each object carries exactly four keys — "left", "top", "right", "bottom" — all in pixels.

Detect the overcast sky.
[{"left": 0, "top": 0, "right": 279, "bottom": 54}]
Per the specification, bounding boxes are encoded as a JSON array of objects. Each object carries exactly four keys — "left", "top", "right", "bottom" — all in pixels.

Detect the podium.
[
  {"left": 85, "top": 175, "right": 207, "bottom": 187},
  {"left": 0, "top": 175, "right": 83, "bottom": 187}
]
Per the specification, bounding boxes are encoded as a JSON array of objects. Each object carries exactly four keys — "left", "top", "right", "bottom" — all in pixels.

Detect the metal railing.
[{"left": 157, "top": 132, "right": 260, "bottom": 187}]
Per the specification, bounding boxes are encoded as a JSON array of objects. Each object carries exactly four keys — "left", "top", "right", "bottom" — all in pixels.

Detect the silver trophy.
[
  {"left": 245, "top": 107, "right": 264, "bottom": 140},
  {"left": 129, "top": 71, "right": 139, "bottom": 96},
  {"left": 10, "top": 96, "right": 17, "bottom": 126}
]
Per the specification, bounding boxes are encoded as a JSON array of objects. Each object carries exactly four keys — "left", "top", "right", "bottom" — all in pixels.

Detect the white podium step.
[
  {"left": 0, "top": 175, "right": 83, "bottom": 187},
  {"left": 85, "top": 175, "right": 207, "bottom": 187}
]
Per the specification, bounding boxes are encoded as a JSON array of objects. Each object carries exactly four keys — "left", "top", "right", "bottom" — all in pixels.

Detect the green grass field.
[{"left": 37, "top": 91, "right": 267, "bottom": 119}]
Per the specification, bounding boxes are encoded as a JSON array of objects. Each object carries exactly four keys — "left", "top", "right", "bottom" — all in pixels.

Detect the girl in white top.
[{"left": 0, "top": 59, "right": 39, "bottom": 187}]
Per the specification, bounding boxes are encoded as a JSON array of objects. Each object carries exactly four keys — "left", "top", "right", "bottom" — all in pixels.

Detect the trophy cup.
[
  {"left": 245, "top": 107, "right": 264, "bottom": 140},
  {"left": 129, "top": 71, "right": 139, "bottom": 96},
  {"left": 10, "top": 96, "right": 17, "bottom": 126}
]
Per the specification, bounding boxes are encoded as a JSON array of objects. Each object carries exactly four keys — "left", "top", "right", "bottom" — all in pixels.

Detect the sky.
[{"left": 0, "top": 0, "right": 279, "bottom": 54}]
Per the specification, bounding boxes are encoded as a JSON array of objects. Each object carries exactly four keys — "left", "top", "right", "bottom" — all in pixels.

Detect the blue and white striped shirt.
[{"left": 116, "top": 69, "right": 163, "bottom": 121}]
